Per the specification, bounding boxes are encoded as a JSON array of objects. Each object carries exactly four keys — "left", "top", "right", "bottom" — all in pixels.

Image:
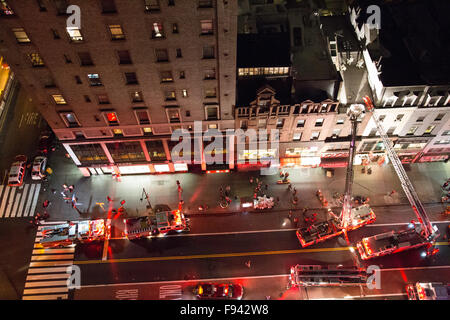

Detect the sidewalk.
[{"left": 37, "top": 147, "right": 450, "bottom": 222}]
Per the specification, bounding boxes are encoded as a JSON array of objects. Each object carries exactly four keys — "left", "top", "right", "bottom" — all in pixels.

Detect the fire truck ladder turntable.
[
  {"left": 357, "top": 96, "right": 440, "bottom": 259},
  {"left": 296, "top": 105, "right": 376, "bottom": 247}
]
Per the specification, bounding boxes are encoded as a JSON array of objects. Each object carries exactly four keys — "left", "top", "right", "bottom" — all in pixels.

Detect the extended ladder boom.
[{"left": 363, "top": 97, "right": 436, "bottom": 240}]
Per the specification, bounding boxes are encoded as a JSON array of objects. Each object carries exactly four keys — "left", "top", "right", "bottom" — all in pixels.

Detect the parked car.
[
  {"left": 31, "top": 156, "right": 47, "bottom": 180},
  {"left": 37, "top": 131, "right": 55, "bottom": 155},
  {"left": 8, "top": 155, "right": 27, "bottom": 187},
  {"left": 193, "top": 283, "right": 243, "bottom": 300}
]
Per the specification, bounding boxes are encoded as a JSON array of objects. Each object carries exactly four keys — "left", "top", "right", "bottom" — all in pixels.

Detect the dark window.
[
  {"left": 84, "top": 95, "right": 91, "bottom": 102},
  {"left": 145, "top": 140, "right": 167, "bottom": 161},
  {"left": 155, "top": 48, "right": 169, "bottom": 62},
  {"left": 144, "top": 0, "right": 160, "bottom": 12},
  {"left": 198, "top": 0, "right": 212, "bottom": 8},
  {"left": 130, "top": 91, "right": 144, "bottom": 103},
  {"left": 75, "top": 75, "right": 82, "bottom": 84},
  {"left": 435, "top": 113, "right": 445, "bottom": 121},
  {"left": 135, "top": 110, "right": 150, "bottom": 124},
  {"left": 78, "top": 52, "right": 94, "bottom": 66},
  {"left": 168, "top": 0, "right": 174, "bottom": 6},
  {"left": 101, "top": 0, "right": 117, "bottom": 13},
  {"left": 51, "top": 28, "right": 60, "bottom": 39},
  {"left": 172, "top": 23, "right": 179, "bottom": 33},
  {"left": 202, "top": 46, "right": 214, "bottom": 59},
  {"left": 176, "top": 48, "right": 182, "bottom": 58},
  {"left": 204, "top": 68, "right": 215, "bottom": 79},
  {"left": 117, "top": 50, "right": 132, "bottom": 64},
  {"left": 54, "top": 0, "right": 68, "bottom": 15},
  {"left": 37, "top": 0, "right": 47, "bottom": 11},
  {"left": 64, "top": 54, "right": 72, "bottom": 63},
  {"left": 179, "top": 71, "right": 185, "bottom": 79},
  {"left": 106, "top": 142, "right": 146, "bottom": 163},
  {"left": 125, "top": 72, "right": 138, "bottom": 85},
  {"left": 97, "top": 94, "right": 110, "bottom": 104}
]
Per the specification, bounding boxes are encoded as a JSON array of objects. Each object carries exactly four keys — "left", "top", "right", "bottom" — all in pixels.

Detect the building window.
[
  {"left": 168, "top": 0, "right": 175, "bottom": 6},
  {"left": 164, "top": 89, "right": 176, "bottom": 101},
  {"left": 12, "top": 28, "right": 31, "bottom": 43},
  {"left": 97, "top": 94, "right": 110, "bottom": 104},
  {"left": 202, "top": 46, "right": 215, "bottom": 59},
  {"left": 87, "top": 73, "right": 102, "bottom": 86},
  {"left": 435, "top": 113, "right": 445, "bottom": 121},
  {"left": 204, "top": 68, "right": 215, "bottom": 80},
  {"left": 441, "top": 130, "right": 450, "bottom": 136},
  {"left": 205, "top": 88, "right": 216, "bottom": 98},
  {"left": 396, "top": 114, "right": 404, "bottom": 121},
  {"left": 336, "top": 119, "right": 344, "bottom": 125},
  {"left": 144, "top": 0, "right": 160, "bottom": 12},
  {"left": 176, "top": 48, "right": 182, "bottom": 58},
  {"left": 63, "top": 54, "right": 72, "bottom": 63},
  {"left": 331, "top": 129, "right": 340, "bottom": 138},
  {"left": 51, "top": 28, "right": 60, "bottom": 39},
  {"left": 71, "top": 143, "right": 109, "bottom": 164},
  {"left": 172, "top": 23, "right": 179, "bottom": 33},
  {"left": 29, "top": 53, "right": 45, "bottom": 67},
  {"left": 60, "top": 112, "right": 80, "bottom": 127},
  {"left": 146, "top": 140, "right": 166, "bottom": 161},
  {"left": 0, "top": 1, "right": 14, "bottom": 15},
  {"left": 67, "top": 27, "right": 83, "bottom": 42},
  {"left": 386, "top": 127, "right": 395, "bottom": 135},
  {"left": 185, "top": 111, "right": 191, "bottom": 117},
  {"left": 179, "top": 71, "right": 185, "bottom": 79},
  {"left": 117, "top": 50, "right": 132, "bottom": 64},
  {"left": 54, "top": 0, "right": 68, "bottom": 15},
  {"left": 293, "top": 132, "right": 302, "bottom": 141},
  {"left": 166, "top": 108, "right": 180, "bottom": 123},
  {"left": 315, "top": 118, "right": 324, "bottom": 127},
  {"left": 52, "top": 94, "right": 67, "bottom": 105},
  {"left": 406, "top": 126, "right": 418, "bottom": 135},
  {"left": 368, "top": 128, "right": 377, "bottom": 136},
  {"left": 135, "top": 109, "right": 150, "bottom": 124},
  {"left": 276, "top": 119, "right": 284, "bottom": 129},
  {"left": 416, "top": 116, "right": 425, "bottom": 122},
  {"left": 297, "top": 119, "right": 305, "bottom": 128},
  {"left": 143, "top": 127, "right": 153, "bottom": 136},
  {"left": 43, "top": 75, "right": 56, "bottom": 88},
  {"left": 310, "top": 131, "right": 320, "bottom": 140},
  {"left": 74, "top": 75, "right": 82, "bottom": 84},
  {"left": 205, "top": 106, "right": 218, "bottom": 120},
  {"left": 101, "top": 0, "right": 117, "bottom": 13},
  {"left": 155, "top": 48, "right": 169, "bottom": 62},
  {"left": 378, "top": 115, "right": 386, "bottom": 122},
  {"left": 125, "top": 72, "right": 138, "bottom": 85},
  {"left": 107, "top": 142, "right": 146, "bottom": 163},
  {"left": 152, "top": 22, "right": 164, "bottom": 38},
  {"left": 109, "top": 24, "right": 125, "bottom": 40},
  {"left": 198, "top": 0, "right": 212, "bottom": 8},
  {"left": 424, "top": 125, "right": 435, "bottom": 135},
  {"left": 78, "top": 52, "right": 94, "bottom": 66},
  {"left": 130, "top": 91, "right": 144, "bottom": 103},
  {"left": 200, "top": 20, "right": 213, "bottom": 35},
  {"left": 105, "top": 112, "right": 119, "bottom": 125},
  {"left": 160, "top": 71, "right": 173, "bottom": 82}
]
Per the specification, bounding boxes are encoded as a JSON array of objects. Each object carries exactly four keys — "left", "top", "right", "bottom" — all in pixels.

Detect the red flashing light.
[{"left": 206, "top": 169, "right": 230, "bottom": 174}]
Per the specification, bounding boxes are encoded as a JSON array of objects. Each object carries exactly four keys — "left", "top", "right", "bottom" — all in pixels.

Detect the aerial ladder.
[
  {"left": 296, "top": 105, "right": 376, "bottom": 247},
  {"left": 356, "top": 96, "right": 440, "bottom": 260}
]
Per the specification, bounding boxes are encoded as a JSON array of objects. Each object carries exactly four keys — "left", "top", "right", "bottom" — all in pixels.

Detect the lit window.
[
  {"left": 205, "top": 88, "right": 216, "bottom": 98},
  {"left": 204, "top": 68, "right": 216, "bottom": 79},
  {"left": 143, "top": 127, "right": 153, "bottom": 135},
  {"left": 67, "top": 27, "right": 83, "bottom": 41},
  {"left": 208, "top": 124, "right": 217, "bottom": 129},
  {"left": 131, "top": 91, "right": 144, "bottom": 103},
  {"left": 293, "top": 132, "right": 302, "bottom": 141},
  {"left": 152, "top": 22, "right": 164, "bottom": 38},
  {"left": 182, "top": 89, "right": 188, "bottom": 97},
  {"left": 276, "top": 119, "right": 284, "bottom": 129},
  {"left": 165, "top": 90, "right": 176, "bottom": 101},
  {"left": 315, "top": 118, "right": 324, "bottom": 127},
  {"left": 113, "top": 129, "right": 123, "bottom": 136},
  {"left": 144, "top": 0, "right": 160, "bottom": 11},
  {"left": 29, "top": 53, "right": 45, "bottom": 67},
  {"left": 109, "top": 25, "right": 125, "bottom": 40},
  {"left": 97, "top": 94, "right": 110, "bottom": 104},
  {"left": 167, "top": 108, "right": 180, "bottom": 123},
  {"left": 424, "top": 125, "right": 435, "bottom": 135},
  {"left": 61, "top": 112, "right": 79, "bottom": 127},
  {"left": 200, "top": 20, "right": 213, "bottom": 35},
  {"left": 297, "top": 119, "right": 305, "bottom": 128},
  {"left": 105, "top": 112, "right": 119, "bottom": 125},
  {"left": 332, "top": 129, "right": 341, "bottom": 138},
  {"left": 52, "top": 94, "right": 67, "bottom": 105},
  {"left": 406, "top": 126, "right": 418, "bottom": 135},
  {"left": 87, "top": 73, "right": 102, "bottom": 86},
  {"left": 160, "top": 71, "right": 173, "bottom": 82},
  {"left": 336, "top": 119, "right": 344, "bottom": 125},
  {"left": 206, "top": 106, "right": 218, "bottom": 120},
  {"left": 310, "top": 131, "right": 320, "bottom": 140},
  {"left": 12, "top": 28, "right": 31, "bottom": 43}
]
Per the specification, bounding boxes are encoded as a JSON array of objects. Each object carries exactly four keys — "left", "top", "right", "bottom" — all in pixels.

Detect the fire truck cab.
[
  {"left": 39, "top": 219, "right": 106, "bottom": 248},
  {"left": 406, "top": 282, "right": 450, "bottom": 300}
]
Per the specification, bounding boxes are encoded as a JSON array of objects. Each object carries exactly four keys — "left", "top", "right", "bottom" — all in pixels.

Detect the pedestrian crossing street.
[
  {"left": 22, "top": 221, "right": 76, "bottom": 300},
  {"left": 0, "top": 183, "right": 41, "bottom": 219}
]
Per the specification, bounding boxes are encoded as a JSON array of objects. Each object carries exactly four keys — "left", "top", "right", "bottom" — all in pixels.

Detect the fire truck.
[
  {"left": 406, "top": 282, "right": 450, "bottom": 300},
  {"left": 39, "top": 219, "right": 107, "bottom": 248},
  {"left": 123, "top": 204, "right": 189, "bottom": 240},
  {"left": 356, "top": 97, "right": 440, "bottom": 260},
  {"left": 296, "top": 105, "right": 376, "bottom": 247},
  {"left": 289, "top": 265, "right": 368, "bottom": 287}
]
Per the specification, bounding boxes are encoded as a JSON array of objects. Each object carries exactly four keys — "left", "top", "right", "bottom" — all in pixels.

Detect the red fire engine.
[
  {"left": 356, "top": 97, "right": 440, "bottom": 260},
  {"left": 296, "top": 104, "right": 376, "bottom": 247}
]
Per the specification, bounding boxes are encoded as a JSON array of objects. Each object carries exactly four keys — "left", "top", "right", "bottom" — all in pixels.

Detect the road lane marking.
[
  {"left": 27, "top": 273, "right": 71, "bottom": 281},
  {"left": 31, "top": 254, "right": 74, "bottom": 261},
  {"left": 4, "top": 187, "right": 16, "bottom": 218},
  {"left": 78, "top": 264, "right": 450, "bottom": 289},
  {"left": 28, "top": 183, "right": 41, "bottom": 217},
  {"left": 17, "top": 184, "right": 29, "bottom": 216},
  {"left": 23, "top": 287, "right": 68, "bottom": 295},
  {"left": 11, "top": 185, "right": 23, "bottom": 217},
  {"left": 27, "top": 267, "right": 72, "bottom": 274},
  {"left": 22, "top": 294, "right": 68, "bottom": 300},
  {"left": 24, "top": 184, "right": 36, "bottom": 217},
  {"left": 74, "top": 246, "right": 353, "bottom": 265},
  {"left": 25, "top": 280, "right": 69, "bottom": 288}
]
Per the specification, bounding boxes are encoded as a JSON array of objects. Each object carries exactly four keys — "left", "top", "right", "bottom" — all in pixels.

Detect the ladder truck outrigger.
[
  {"left": 296, "top": 104, "right": 376, "bottom": 247},
  {"left": 356, "top": 96, "right": 440, "bottom": 260}
]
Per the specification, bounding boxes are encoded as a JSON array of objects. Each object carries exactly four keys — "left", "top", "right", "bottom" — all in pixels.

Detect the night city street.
[{"left": 0, "top": 0, "right": 450, "bottom": 315}]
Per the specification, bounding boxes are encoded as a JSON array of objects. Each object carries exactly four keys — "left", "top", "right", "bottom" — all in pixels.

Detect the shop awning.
[{"left": 319, "top": 157, "right": 348, "bottom": 168}]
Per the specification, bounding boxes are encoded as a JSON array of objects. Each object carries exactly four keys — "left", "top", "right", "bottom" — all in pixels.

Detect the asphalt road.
[{"left": 73, "top": 223, "right": 450, "bottom": 289}]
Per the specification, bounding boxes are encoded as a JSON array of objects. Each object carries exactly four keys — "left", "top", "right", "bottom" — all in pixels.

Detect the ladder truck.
[
  {"left": 289, "top": 265, "right": 368, "bottom": 288},
  {"left": 356, "top": 96, "right": 440, "bottom": 260},
  {"left": 296, "top": 104, "right": 376, "bottom": 247}
]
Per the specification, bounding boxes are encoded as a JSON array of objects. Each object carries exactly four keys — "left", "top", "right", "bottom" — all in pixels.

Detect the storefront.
[
  {"left": 354, "top": 152, "right": 388, "bottom": 166},
  {"left": 279, "top": 147, "right": 321, "bottom": 168},
  {"left": 236, "top": 148, "right": 277, "bottom": 171},
  {"left": 419, "top": 154, "right": 449, "bottom": 163},
  {"left": 320, "top": 153, "right": 349, "bottom": 168}
]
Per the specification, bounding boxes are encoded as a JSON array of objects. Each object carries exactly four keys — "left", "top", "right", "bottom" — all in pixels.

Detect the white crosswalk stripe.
[
  {"left": 0, "top": 183, "right": 41, "bottom": 219},
  {"left": 22, "top": 222, "right": 77, "bottom": 300}
]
